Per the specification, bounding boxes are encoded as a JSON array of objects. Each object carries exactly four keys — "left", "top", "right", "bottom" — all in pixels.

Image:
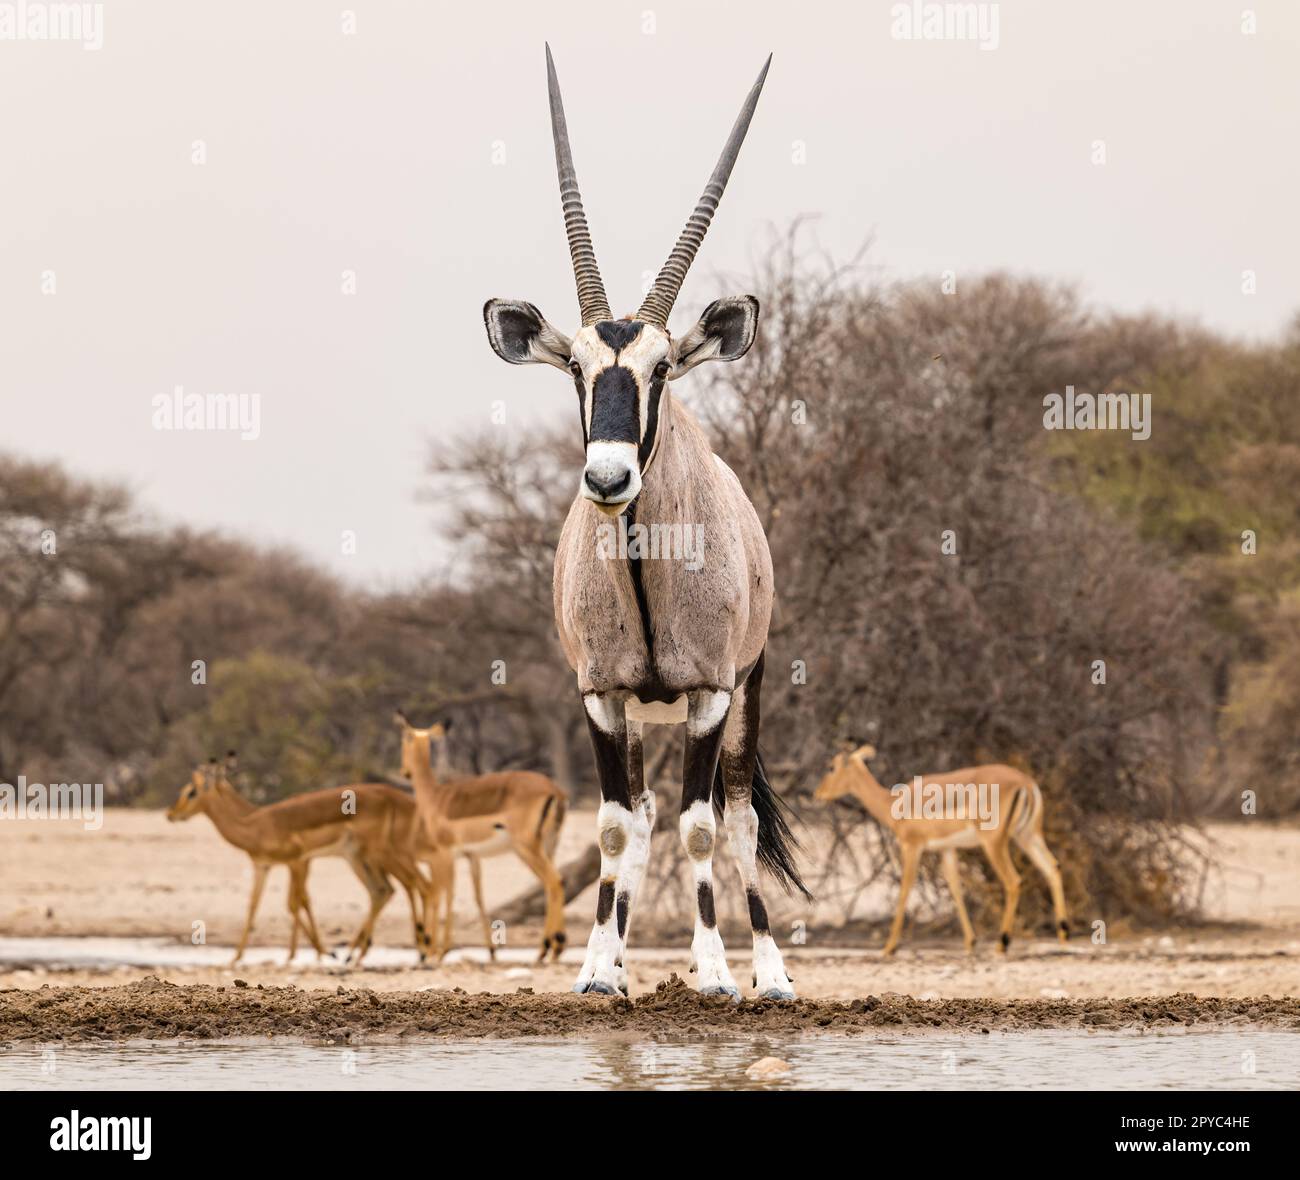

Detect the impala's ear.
[
  {"left": 669, "top": 296, "right": 759, "bottom": 378},
  {"left": 483, "top": 299, "right": 572, "bottom": 370},
  {"left": 394, "top": 710, "right": 409, "bottom": 729}
]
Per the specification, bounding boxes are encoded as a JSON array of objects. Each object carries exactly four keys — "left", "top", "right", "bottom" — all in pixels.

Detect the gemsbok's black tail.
[{"left": 714, "top": 750, "right": 812, "bottom": 900}]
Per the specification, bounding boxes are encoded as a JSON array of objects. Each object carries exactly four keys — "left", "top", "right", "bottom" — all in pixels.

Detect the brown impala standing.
[{"left": 482, "top": 46, "right": 807, "bottom": 1000}]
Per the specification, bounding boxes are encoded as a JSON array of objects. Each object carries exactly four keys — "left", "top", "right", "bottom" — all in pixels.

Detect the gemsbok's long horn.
[
  {"left": 546, "top": 43, "right": 612, "bottom": 326},
  {"left": 636, "top": 54, "right": 772, "bottom": 328}
]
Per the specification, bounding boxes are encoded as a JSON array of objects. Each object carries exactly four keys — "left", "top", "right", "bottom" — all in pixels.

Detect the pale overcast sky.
[{"left": 2, "top": 1, "right": 1297, "bottom": 585}]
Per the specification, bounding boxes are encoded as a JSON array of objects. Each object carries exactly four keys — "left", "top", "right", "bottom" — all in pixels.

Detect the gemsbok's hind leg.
[
  {"left": 1016, "top": 831, "right": 1070, "bottom": 943},
  {"left": 720, "top": 675, "right": 794, "bottom": 1000},
  {"left": 681, "top": 687, "right": 740, "bottom": 1000},
  {"left": 573, "top": 690, "right": 650, "bottom": 996}
]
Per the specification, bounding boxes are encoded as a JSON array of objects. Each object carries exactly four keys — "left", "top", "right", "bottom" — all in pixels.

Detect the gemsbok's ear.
[
  {"left": 483, "top": 299, "right": 573, "bottom": 370},
  {"left": 669, "top": 296, "right": 759, "bottom": 378}
]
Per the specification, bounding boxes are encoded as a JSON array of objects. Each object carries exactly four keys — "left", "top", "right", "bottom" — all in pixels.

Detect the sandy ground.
[
  {"left": 2, "top": 808, "right": 1298, "bottom": 1006},
  {"left": 3, "top": 976, "right": 1297, "bottom": 1044}
]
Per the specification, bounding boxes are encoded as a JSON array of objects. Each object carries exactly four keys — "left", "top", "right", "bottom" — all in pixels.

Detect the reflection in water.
[{"left": 2, "top": 1031, "right": 1296, "bottom": 1091}]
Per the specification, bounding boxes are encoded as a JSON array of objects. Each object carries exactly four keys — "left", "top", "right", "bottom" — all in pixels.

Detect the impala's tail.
[
  {"left": 538, "top": 791, "right": 567, "bottom": 860},
  {"left": 1006, "top": 778, "right": 1043, "bottom": 837},
  {"left": 714, "top": 751, "right": 811, "bottom": 900}
]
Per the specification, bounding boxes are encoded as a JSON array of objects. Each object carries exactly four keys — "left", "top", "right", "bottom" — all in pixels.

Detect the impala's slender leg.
[
  {"left": 574, "top": 690, "right": 648, "bottom": 996},
  {"left": 341, "top": 853, "right": 394, "bottom": 966},
  {"left": 940, "top": 848, "right": 976, "bottom": 952},
  {"left": 392, "top": 852, "right": 435, "bottom": 964},
  {"left": 514, "top": 839, "right": 567, "bottom": 964},
  {"left": 286, "top": 871, "right": 302, "bottom": 965},
  {"left": 465, "top": 855, "right": 496, "bottom": 961},
  {"left": 720, "top": 665, "right": 794, "bottom": 1000},
  {"left": 419, "top": 854, "right": 450, "bottom": 962},
  {"left": 1016, "top": 831, "right": 1069, "bottom": 942},
  {"left": 435, "top": 855, "right": 455, "bottom": 961},
  {"left": 286, "top": 863, "right": 325, "bottom": 964},
  {"left": 233, "top": 862, "right": 269, "bottom": 965},
  {"left": 292, "top": 862, "right": 329, "bottom": 960},
  {"left": 884, "top": 842, "right": 921, "bottom": 956},
  {"left": 984, "top": 840, "right": 1022, "bottom": 953},
  {"left": 394, "top": 869, "right": 431, "bottom": 965},
  {"left": 682, "top": 687, "right": 739, "bottom": 999}
]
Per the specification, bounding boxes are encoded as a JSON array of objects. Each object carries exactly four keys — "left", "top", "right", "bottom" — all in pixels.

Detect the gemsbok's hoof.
[
  {"left": 574, "top": 980, "right": 619, "bottom": 996},
  {"left": 700, "top": 985, "right": 741, "bottom": 1003},
  {"left": 759, "top": 988, "right": 796, "bottom": 1002}
]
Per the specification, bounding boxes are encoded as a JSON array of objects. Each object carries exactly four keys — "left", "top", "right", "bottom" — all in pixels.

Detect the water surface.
[{"left": 4, "top": 1030, "right": 1295, "bottom": 1091}]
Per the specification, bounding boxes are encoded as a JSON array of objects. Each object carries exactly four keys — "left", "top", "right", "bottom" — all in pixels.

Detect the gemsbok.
[
  {"left": 394, "top": 713, "right": 568, "bottom": 963},
  {"left": 167, "top": 756, "right": 436, "bottom": 965},
  {"left": 482, "top": 46, "right": 808, "bottom": 1000},
  {"left": 814, "top": 744, "right": 1070, "bottom": 955}
]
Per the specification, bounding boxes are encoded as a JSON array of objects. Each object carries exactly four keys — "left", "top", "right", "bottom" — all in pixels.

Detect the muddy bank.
[{"left": 2, "top": 975, "right": 1298, "bottom": 1045}]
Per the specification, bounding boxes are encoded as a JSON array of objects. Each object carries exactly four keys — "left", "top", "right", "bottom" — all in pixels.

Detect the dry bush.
[{"left": 647, "top": 232, "right": 1218, "bottom": 927}]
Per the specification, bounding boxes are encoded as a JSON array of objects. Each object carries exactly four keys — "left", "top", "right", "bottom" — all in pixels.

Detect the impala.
[
  {"left": 167, "top": 756, "right": 435, "bottom": 965},
  {"left": 395, "top": 714, "right": 568, "bottom": 963},
  {"left": 815, "top": 744, "right": 1070, "bottom": 954}
]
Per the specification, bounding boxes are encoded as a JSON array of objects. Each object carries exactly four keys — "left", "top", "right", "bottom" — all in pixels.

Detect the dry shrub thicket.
[
  {"left": 431, "top": 236, "right": 1221, "bottom": 931},
  {"left": 7, "top": 230, "right": 1296, "bottom": 932}
]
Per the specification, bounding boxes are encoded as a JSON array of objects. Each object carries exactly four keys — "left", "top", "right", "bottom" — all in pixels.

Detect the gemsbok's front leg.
[
  {"left": 573, "top": 691, "right": 650, "bottom": 996},
  {"left": 612, "top": 719, "right": 655, "bottom": 969},
  {"left": 720, "top": 666, "right": 795, "bottom": 1000},
  {"left": 682, "top": 688, "right": 740, "bottom": 1000}
]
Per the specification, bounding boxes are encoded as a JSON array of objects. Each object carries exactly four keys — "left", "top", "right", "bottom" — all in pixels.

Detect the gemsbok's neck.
[{"left": 635, "top": 393, "right": 718, "bottom": 525}]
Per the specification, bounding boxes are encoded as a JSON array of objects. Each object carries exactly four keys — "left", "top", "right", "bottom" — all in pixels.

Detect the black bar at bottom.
[{"left": 0, "top": 1089, "right": 1290, "bottom": 1164}]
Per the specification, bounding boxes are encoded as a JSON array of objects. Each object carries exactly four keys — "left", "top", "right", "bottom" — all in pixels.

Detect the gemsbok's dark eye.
[
  {"left": 653, "top": 360, "right": 670, "bottom": 380},
  {"left": 569, "top": 361, "right": 583, "bottom": 378}
]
